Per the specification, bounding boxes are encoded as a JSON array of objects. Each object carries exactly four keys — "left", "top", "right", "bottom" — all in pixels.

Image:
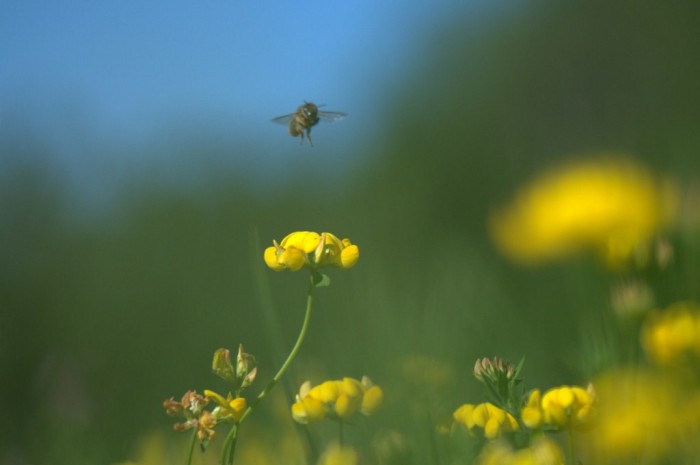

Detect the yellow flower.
[
  {"left": 641, "top": 301, "right": 700, "bottom": 365},
  {"left": 489, "top": 157, "right": 677, "bottom": 267},
  {"left": 291, "top": 376, "right": 382, "bottom": 424},
  {"left": 453, "top": 402, "right": 519, "bottom": 439},
  {"left": 540, "top": 385, "right": 595, "bottom": 429},
  {"left": 521, "top": 389, "right": 543, "bottom": 429},
  {"left": 264, "top": 231, "right": 359, "bottom": 271},
  {"left": 475, "top": 437, "right": 565, "bottom": 465},
  {"left": 317, "top": 444, "right": 358, "bottom": 465},
  {"left": 291, "top": 381, "right": 328, "bottom": 424},
  {"left": 203, "top": 390, "right": 247, "bottom": 423},
  {"left": 584, "top": 368, "right": 700, "bottom": 463},
  {"left": 361, "top": 385, "right": 384, "bottom": 416},
  {"left": 334, "top": 378, "right": 363, "bottom": 419}
]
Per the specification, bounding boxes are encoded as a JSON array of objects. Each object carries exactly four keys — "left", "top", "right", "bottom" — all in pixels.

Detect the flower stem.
[
  {"left": 185, "top": 429, "right": 196, "bottom": 465},
  {"left": 220, "top": 424, "right": 238, "bottom": 465},
  {"left": 219, "top": 273, "right": 316, "bottom": 464},
  {"left": 338, "top": 420, "right": 344, "bottom": 447}
]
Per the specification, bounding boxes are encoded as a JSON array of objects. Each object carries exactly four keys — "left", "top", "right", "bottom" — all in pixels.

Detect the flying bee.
[{"left": 271, "top": 101, "right": 347, "bottom": 146}]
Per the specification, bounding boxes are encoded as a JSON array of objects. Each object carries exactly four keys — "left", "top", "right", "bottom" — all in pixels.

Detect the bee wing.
[
  {"left": 318, "top": 111, "right": 347, "bottom": 122},
  {"left": 271, "top": 113, "right": 296, "bottom": 125}
]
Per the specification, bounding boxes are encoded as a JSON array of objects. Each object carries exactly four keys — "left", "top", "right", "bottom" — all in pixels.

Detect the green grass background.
[{"left": 3, "top": 2, "right": 700, "bottom": 464}]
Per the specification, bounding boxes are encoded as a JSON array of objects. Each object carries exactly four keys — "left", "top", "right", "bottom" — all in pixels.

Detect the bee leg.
[{"left": 306, "top": 129, "right": 314, "bottom": 147}]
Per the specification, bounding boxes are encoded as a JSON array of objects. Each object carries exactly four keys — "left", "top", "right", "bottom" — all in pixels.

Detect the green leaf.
[
  {"left": 200, "top": 437, "right": 210, "bottom": 453},
  {"left": 513, "top": 356, "right": 526, "bottom": 380},
  {"left": 312, "top": 271, "right": 331, "bottom": 287}
]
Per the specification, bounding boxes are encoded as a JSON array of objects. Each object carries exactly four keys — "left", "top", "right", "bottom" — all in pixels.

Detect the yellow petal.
[
  {"left": 340, "top": 245, "right": 359, "bottom": 269},
  {"left": 291, "top": 401, "right": 310, "bottom": 424},
  {"left": 335, "top": 393, "right": 360, "bottom": 419},
  {"left": 303, "top": 396, "right": 327, "bottom": 422},
  {"left": 453, "top": 404, "right": 475, "bottom": 428},
  {"left": 203, "top": 389, "right": 227, "bottom": 407},
  {"left": 264, "top": 246, "right": 284, "bottom": 271},
  {"left": 228, "top": 397, "right": 247, "bottom": 422},
  {"left": 282, "top": 247, "right": 305, "bottom": 271},
  {"left": 318, "top": 380, "right": 340, "bottom": 403},
  {"left": 484, "top": 418, "right": 501, "bottom": 439},
  {"left": 521, "top": 406, "right": 542, "bottom": 429},
  {"left": 361, "top": 385, "right": 383, "bottom": 416}
]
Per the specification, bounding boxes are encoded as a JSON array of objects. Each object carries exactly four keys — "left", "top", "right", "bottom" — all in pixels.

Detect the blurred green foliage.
[{"left": 3, "top": 2, "right": 700, "bottom": 464}]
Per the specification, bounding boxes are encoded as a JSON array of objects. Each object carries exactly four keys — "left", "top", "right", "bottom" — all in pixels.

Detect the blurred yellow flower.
[
  {"left": 234, "top": 427, "right": 306, "bottom": 465},
  {"left": 475, "top": 437, "right": 564, "bottom": 465},
  {"left": 361, "top": 384, "right": 384, "bottom": 416},
  {"left": 112, "top": 431, "right": 206, "bottom": 465},
  {"left": 540, "top": 385, "right": 595, "bottom": 429},
  {"left": 317, "top": 443, "right": 358, "bottom": 465},
  {"left": 641, "top": 301, "right": 700, "bottom": 366},
  {"left": 453, "top": 402, "right": 519, "bottom": 439},
  {"left": 521, "top": 389, "right": 543, "bottom": 429},
  {"left": 291, "top": 376, "right": 382, "bottom": 424},
  {"left": 584, "top": 368, "right": 700, "bottom": 463},
  {"left": 264, "top": 231, "right": 359, "bottom": 271},
  {"left": 489, "top": 157, "right": 677, "bottom": 266}
]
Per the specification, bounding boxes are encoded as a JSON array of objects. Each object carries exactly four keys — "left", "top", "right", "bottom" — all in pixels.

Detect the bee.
[{"left": 271, "top": 101, "right": 347, "bottom": 146}]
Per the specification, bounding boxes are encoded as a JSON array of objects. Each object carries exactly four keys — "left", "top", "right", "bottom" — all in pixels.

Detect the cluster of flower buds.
[
  {"left": 163, "top": 345, "right": 257, "bottom": 448},
  {"left": 163, "top": 390, "right": 216, "bottom": 444},
  {"left": 472, "top": 356, "right": 524, "bottom": 413},
  {"left": 473, "top": 357, "right": 515, "bottom": 383},
  {"left": 212, "top": 344, "right": 258, "bottom": 394}
]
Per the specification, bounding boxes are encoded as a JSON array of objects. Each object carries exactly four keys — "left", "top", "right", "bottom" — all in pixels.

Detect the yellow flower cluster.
[
  {"left": 203, "top": 390, "right": 247, "bottom": 423},
  {"left": 584, "top": 369, "right": 700, "bottom": 463},
  {"left": 317, "top": 444, "right": 359, "bottom": 465},
  {"left": 291, "top": 376, "right": 383, "bottom": 424},
  {"left": 264, "top": 231, "right": 359, "bottom": 272},
  {"left": 521, "top": 385, "right": 595, "bottom": 430},
  {"left": 641, "top": 301, "right": 700, "bottom": 365},
  {"left": 452, "top": 402, "right": 519, "bottom": 439},
  {"left": 489, "top": 157, "right": 677, "bottom": 266},
  {"left": 475, "top": 437, "right": 564, "bottom": 465}
]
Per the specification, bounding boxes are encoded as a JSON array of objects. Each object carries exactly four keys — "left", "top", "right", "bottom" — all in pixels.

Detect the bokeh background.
[{"left": 3, "top": 1, "right": 700, "bottom": 464}]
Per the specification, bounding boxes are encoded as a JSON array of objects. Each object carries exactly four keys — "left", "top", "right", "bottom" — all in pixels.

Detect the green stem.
[
  {"left": 227, "top": 428, "right": 239, "bottom": 465},
  {"left": 219, "top": 273, "right": 316, "bottom": 464},
  {"left": 338, "top": 420, "right": 344, "bottom": 447},
  {"left": 220, "top": 424, "right": 238, "bottom": 465},
  {"left": 185, "top": 429, "right": 197, "bottom": 465},
  {"left": 244, "top": 273, "right": 315, "bottom": 419}
]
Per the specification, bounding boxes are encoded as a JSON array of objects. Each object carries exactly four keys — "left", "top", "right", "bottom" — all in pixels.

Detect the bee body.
[{"left": 272, "top": 101, "right": 346, "bottom": 146}]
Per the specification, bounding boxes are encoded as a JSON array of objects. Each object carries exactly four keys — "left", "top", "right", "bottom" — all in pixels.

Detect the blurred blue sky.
[{"left": 1, "top": 0, "right": 502, "bottom": 201}]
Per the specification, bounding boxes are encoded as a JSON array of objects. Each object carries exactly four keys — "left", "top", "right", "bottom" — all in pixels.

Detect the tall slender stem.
[
  {"left": 185, "top": 429, "right": 196, "bottom": 465},
  {"left": 220, "top": 424, "right": 238, "bottom": 465},
  {"left": 219, "top": 273, "right": 316, "bottom": 464},
  {"left": 243, "top": 273, "right": 314, "bottom": 419}
]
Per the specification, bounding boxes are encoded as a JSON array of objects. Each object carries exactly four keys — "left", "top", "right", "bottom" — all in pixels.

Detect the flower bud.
[
  {"left": 212, "top": 348, "right": 236, "bottom": 384},
  {"left": 236, "top": 344, "right": 258, "bottom": 388}
]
